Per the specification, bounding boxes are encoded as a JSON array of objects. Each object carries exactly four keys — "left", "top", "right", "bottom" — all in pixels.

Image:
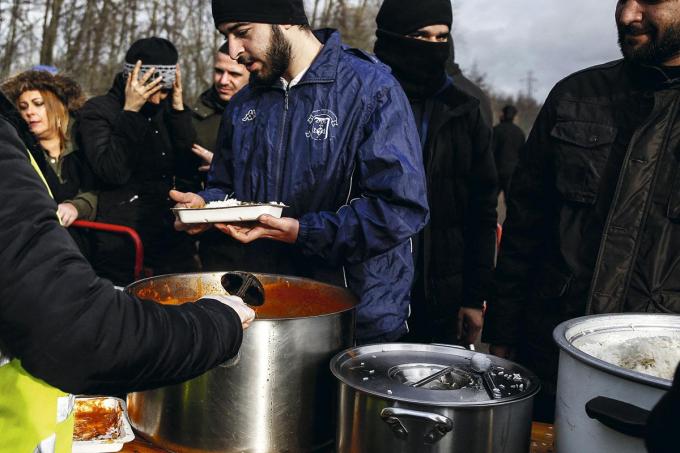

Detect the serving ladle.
[{"left": 221, "top": 271, "right": 265, "bottom": 307}]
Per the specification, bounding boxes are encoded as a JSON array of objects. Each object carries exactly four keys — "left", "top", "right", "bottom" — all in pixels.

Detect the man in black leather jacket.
[{"left": 485, "top": 0, "right": 680, "bottom": 421}]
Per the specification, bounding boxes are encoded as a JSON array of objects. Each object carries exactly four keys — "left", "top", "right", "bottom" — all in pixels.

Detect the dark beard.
[
  {"left": 618, "top": 21, "right": 680, "bottom": 66},
  {"left": 248, "top": 25, "right": 291, "bottom": 87}
]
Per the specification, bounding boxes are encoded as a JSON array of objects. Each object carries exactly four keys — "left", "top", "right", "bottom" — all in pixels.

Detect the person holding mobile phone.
[{"left": 77, "top": 37, "right": 199, "bottom": 286}]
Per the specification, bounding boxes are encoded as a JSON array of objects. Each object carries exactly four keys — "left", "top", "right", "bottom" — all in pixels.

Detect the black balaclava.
[
  {"left": 212, "top": 0, "right": 308, "bottom": 28},
  {"left": 374, "top": 0, "right": 452, "bottom": 100}
]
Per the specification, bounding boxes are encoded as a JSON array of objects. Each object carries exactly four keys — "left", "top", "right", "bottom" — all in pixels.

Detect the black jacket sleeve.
[
  {"left": 0, "top": 118, "right": 243, "bottom": 395},
  {"left": 483, "top": 96, "right": 556, "bottom": 346},
  {"left": 78, "top": 100, "right": 149, "bottom": 186},
  {"left": 462, "top": 109, "right": 498, "bottom": 308}
]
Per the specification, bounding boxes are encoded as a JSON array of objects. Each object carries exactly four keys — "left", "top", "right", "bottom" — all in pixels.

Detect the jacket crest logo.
[
  {"left": 306, "top": 109, "right": 338, "bottom": 140},
  {"left": 242, "top": 109, "right": 257, "bottom": 122}
]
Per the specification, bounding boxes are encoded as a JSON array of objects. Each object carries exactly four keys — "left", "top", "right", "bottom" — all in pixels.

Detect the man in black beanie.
[
  {"left": 374, "top": 0, "right": 498, "bottom": 347},
  {"left": 78, "top": 37, "right": 199, "bottom": 285},
  {"left": 172, "top": 0, "right": 430, "bottom": 345}
]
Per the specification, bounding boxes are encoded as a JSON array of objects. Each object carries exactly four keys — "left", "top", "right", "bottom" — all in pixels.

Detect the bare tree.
[
  {"left": 39, "top": 0, "right": 66, "bottom": 66},
  {"left": 1, "top": 0, "right": 25, "bottom": 79}
]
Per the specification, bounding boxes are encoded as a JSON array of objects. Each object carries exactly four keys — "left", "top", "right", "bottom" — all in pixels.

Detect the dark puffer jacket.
[
  {"left": 409, "top": 84, "right": 497, "bottom": 342},
  {"left": 77, "top": 74, "right": 198, "bottom": 284},
  {"left": 484, "top": 60, "right": 680, "bottom": 419}
]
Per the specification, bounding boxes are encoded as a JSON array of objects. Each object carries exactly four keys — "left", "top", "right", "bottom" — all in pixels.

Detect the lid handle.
[{"left": 380, "top": 407, "right": 453, "bottom": 444}]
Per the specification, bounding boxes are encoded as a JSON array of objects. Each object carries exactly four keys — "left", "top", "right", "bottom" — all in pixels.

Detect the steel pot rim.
[
  {"left": 126, "top": 271, "right": 357, "bottom": 320},
  {"left": 553, "top": 313, "right": 676, "bottom": 390}
]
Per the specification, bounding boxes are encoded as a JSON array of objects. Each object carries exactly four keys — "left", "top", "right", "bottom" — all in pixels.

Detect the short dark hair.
[
  {"left": 502, "top": 105, "right": 518, "bottom": 120},
  {"left": 218, "top": 41, "right": 229, "bottom": 55}
]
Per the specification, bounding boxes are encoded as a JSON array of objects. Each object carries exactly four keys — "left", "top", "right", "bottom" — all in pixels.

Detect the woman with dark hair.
[{"left": 1, "top": 71, "right": 97, "bottom": 254}]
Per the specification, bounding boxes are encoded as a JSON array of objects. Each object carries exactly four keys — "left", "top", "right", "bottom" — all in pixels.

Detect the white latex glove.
[{"left": 205, "top": 294, "right": 255, "bottom": 330}]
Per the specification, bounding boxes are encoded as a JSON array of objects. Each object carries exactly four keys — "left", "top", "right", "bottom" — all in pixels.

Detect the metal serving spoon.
[{"left": 220, "top": 271, "right": 265, "bottom": 307}]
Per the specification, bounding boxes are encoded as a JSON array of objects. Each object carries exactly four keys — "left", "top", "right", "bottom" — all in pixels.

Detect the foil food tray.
[{"left": 72, "top": 396, "right": 134, "bottom": 452}]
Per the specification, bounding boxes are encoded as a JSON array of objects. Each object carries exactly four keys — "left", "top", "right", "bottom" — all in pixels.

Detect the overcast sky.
[{"left": 452, "top": 0, "right": 622, "bottom": 102}]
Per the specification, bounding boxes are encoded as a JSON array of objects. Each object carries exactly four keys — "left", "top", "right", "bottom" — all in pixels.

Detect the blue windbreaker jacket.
[{"left": 201, "top": 29, "right": 429, "bottom": 342}]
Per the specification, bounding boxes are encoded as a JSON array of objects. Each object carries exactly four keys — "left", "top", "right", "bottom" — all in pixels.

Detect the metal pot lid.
[
  {"left": 330, "top": 343, "right": 540, "bottom": 407},
  {"left": 554, "top": 314, "right": 680, "bottom": 389}
]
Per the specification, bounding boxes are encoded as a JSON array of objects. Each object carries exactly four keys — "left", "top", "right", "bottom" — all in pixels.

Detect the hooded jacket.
[
  {"left": 485, "top": 59, "right": 680, "bottom": 401},
  {"left": 201, "top": 30, "right": 429, "bottom": 342}
]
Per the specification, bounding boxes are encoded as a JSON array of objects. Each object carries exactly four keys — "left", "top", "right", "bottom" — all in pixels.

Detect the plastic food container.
[
  {"left": 72, "top": 396, "right": 134, "bottom": 453},
  {"left": 172, "top": 202, "right": 286, "bottom": 224}
]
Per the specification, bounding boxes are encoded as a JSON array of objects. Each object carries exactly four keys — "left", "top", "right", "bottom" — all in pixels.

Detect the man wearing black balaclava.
[
  {"left": 374, "top": 0, "right": 498, "bottom": 347},
  {"left": 77, "top": 37, "right": 199, "bottom": 285}
]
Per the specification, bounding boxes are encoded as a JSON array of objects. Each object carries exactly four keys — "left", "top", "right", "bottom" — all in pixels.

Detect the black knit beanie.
[
  {"left": 123, "top": 37, "right": 178, "bottom": 89},
  {"left": 376, "top": 0, "right": 452, "bottom": 34},
  {"left": 212, "top": 0, "right": 308, "bottom": 28}
]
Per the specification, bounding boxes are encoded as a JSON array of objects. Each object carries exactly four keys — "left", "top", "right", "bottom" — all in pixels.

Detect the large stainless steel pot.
[
  {"left": 125, "top": 272, "right": 356, "bottom": 453},
  {"left": 553, "top": 314, "right": 679, "bottom": 453},
  {"left": 331, "top": 343, "right": 540, "bottom": 453}
]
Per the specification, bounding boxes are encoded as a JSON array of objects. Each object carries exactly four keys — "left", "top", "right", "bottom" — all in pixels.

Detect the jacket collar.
[
  {"left": 258, "top": 28, "right": 341, "bottom": 91},
  {"left": 193, "top": 87, "right": 225, "bottom": 119},
  {"left": 422, "top": 82, "right": 482, "bottom": 144},
  {"left": 626, "top": 60, "right": 680, "bottom": 90},
  {"left": 297, "top": 28, "right": 341, "bottom": 84},
  {"left": 433, "top": 82, "right": 480, "bottom": 118}
]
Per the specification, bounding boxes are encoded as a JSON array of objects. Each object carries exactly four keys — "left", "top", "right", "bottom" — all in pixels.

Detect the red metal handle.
[{"left": 71, "top": 220, "right": 144, "bottom": 281}]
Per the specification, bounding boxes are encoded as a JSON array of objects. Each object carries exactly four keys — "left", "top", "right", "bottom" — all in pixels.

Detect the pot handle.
[
  {"left": 380, "top": 407, "right": 453, "bottom": 444},
  {"left": 585, "top": 396, "right": 650, "bottom": 438}
]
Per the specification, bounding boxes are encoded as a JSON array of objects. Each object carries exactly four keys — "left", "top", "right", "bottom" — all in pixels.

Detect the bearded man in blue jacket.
[{"left": 172, "top": 0, "right": 429, "bottom": 343}]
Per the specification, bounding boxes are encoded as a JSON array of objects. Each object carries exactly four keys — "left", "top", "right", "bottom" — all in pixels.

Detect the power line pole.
[{"left": 521, "top": 70, "right": 538, "bottom": 99}]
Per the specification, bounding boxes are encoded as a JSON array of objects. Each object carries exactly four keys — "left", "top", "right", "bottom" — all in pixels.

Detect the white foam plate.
[{"left": 173, "top": 203, "right": 285, "bottom": 224}]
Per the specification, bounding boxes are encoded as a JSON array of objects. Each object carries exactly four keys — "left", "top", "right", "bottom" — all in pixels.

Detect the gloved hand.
[{"left": 204, "top": 295, "right": 256, "bottom": 330}]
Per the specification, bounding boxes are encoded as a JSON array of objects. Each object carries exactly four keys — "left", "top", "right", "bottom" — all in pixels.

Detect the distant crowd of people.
[{"left": 1, "top": 1, "right": 679, "bottom": 451}]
